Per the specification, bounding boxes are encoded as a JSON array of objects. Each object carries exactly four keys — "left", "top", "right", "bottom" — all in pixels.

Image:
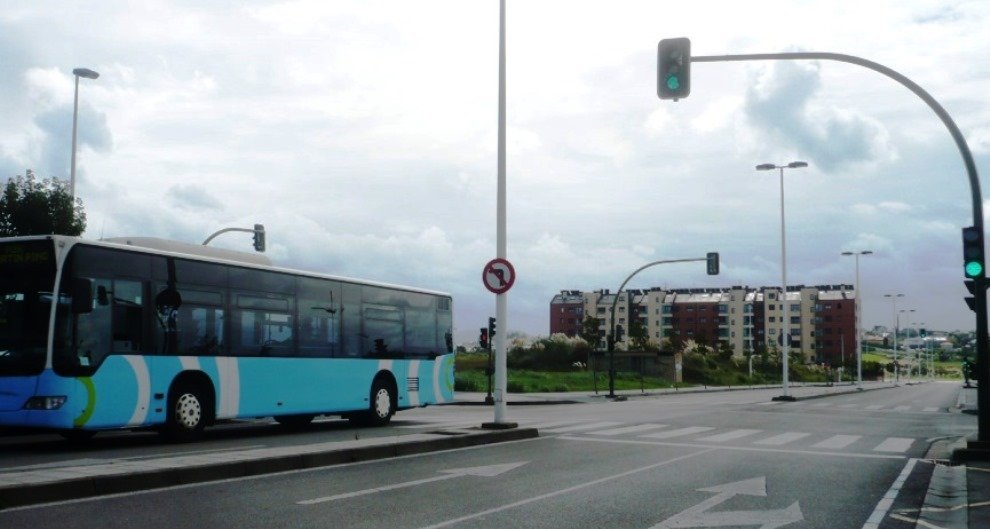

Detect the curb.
[{"left": 0, "top": 428, "right": 538, "bottom": 510}]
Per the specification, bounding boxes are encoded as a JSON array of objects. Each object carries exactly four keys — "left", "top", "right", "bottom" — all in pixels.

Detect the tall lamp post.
[
  {"left": 70, "top": 67, "right": 100, "bottom": 201},
  {"left": 842, "top": 250, "right": 873, "bottom": 389},
  {"left": 900, "top": 308, "right": 916, "bottom": 380},
  {"left": 884, "top": 293, "right": 904, "bottom": 384},
  {"left": 757, "top": 161, "right": 808, "bottom": 401}
]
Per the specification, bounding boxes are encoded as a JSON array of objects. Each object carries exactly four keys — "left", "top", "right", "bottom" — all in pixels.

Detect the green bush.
[{"left": 507, "top": 381, "right": 527, "bottom": 393}]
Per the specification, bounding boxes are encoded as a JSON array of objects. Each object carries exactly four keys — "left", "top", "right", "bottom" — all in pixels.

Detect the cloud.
[
  {"left": 744, "top": 61, "right": 896, "bottom": 172},
  {"left": 167, "top": 184, "right": 225, "bottom": 212}
]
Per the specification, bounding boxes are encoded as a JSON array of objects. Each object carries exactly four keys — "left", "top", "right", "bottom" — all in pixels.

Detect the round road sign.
[{"left": 482, "top": 258, "right": 516, "bottom": 294}]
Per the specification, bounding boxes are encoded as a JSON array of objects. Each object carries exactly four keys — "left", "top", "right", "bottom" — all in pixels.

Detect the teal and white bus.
[{"left": 0, "top": 235, "right": 455, "bottom": 441}]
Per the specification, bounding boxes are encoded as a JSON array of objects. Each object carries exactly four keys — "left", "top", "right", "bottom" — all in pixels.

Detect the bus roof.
[{"left": 5, "top": 235, "right": 451, "bottom": 299}]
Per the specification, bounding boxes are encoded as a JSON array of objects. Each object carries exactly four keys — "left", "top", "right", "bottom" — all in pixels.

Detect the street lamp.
[
  {"left": 758, "top": 161, "right": 807, "bottom": 401},
  {"left": 842, "top": 250, "right": 873, "bottom": 389},
  {"left": 900, "top": 309, "right": 916, "bottom": 380},
  {"left": 70, "top": 67, "right": 100, "bottom": 201},
  {"left": 884, "top": 293, "right": 904, "bottom": 384}
]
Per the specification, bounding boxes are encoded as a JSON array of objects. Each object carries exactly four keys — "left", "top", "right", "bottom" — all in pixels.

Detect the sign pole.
[{"left": 492, "top": 0, "right": 511, "bottom": 427}]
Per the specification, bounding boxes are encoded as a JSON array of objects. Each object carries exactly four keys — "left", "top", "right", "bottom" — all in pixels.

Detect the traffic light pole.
[
  {"left": 607, "top": 256, "right": 715, "bottom": 398},
  {"left": 690, "top": 50, "right": 988, "bottom": 449}
]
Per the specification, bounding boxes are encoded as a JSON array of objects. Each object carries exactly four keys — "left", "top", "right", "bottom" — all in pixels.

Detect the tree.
[
  {"left": 628, "top": 319, "right": 652, "bottom": 351},
  {"left": 578, "top": 315, "right": 602, "bottom": 349},
  {"left": 0, "top": 170, "right": 85, "bottom": 237}
]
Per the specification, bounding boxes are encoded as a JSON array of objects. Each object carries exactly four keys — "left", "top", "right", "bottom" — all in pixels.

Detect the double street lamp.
[
  {"left": 70, "top": 67, "right": 100, "bottom": 200},
  {"left": 841, "top": 250, "right": 873, "bottom": 389},
  {"left": 757, "top": 161, "right": 808, "bottom": 401}
]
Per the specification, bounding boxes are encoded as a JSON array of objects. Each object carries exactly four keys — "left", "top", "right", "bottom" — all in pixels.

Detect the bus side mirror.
[{"left": 72, "top": 278, "right": 93, "bottom": 314}]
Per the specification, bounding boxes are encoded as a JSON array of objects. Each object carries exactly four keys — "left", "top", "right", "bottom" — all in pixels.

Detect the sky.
[{"left": 2, "top": 0, "right": 989, "bottom": 343}]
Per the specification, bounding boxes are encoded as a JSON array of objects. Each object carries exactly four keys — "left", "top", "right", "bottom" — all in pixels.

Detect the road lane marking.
[
  {"left": 641, "top": 426, "right": 715, "bottom": 440},
  {"left": 588, "top": 423, "right": 668, "bottom": 436},
  {"left": 922, "top": 407, "right": 938, "bottom": 412},
  {"left": 812, "top": 435, "right": 861, "bottom": 450},
  {"left": 525, "top": 420, "right": 585, "bottom": 430},
  {"left": 541, "top": 421, "right": 623, "bottom": 433},
  {"left": 892, "top": 406, "right": 911, "bottom": 412},
  {"left": 415, "top": 448, "right": 717, "bottom": 529},
  {"left": 298, "top": 462, "right": 528, "bottom": 505},
  {"left": 865, "top": 405, "right": 884, "bottom": 411},
  {"left": 862, "top": 458, "right": 918, "bottom": 529},
  {"left": 873, "top": 437, "right": 914, "bottom": 453},
  {"left": 695, "top": 429, "right": 762, "bottom": 443},
  {"left": 753, "top": 432, "right": 810, "bottom": 446},
  {"left": 651, "top": 476, "right": 802, "bottom": 529}
]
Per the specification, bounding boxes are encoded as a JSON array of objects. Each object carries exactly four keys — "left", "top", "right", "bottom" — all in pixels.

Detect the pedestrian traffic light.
[
  {"left": 965, "top": 279, "right": 978, "bottom": 312},
  {"left": 479, "top": 328, "right": 489, "bottom": 350},
  {"left": 962, "top": 226, "right": 984, "bottom": 278},
  {"left": 253, "top": 224, "right": 266, "bottom": 252},
  {"left": 657, "top": 37, "right": 691, "bottom": 100},
  {"left": 706, "top": 252, "right": 719, "bottom": 275},
  {"left": 488, "top": 317, "right": 496, "bottom": 339}
]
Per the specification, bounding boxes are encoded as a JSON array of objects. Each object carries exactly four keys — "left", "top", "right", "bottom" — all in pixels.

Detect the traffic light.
[
  {"left": 657, "top": 37, "right": 691, "bottom": 100},
  {"left": 488, "top": 317, "right": 496, "bottom": 340},
  {"left": 479, "top": 328, "right": 489, "bottom": 350},
  {"left": 253, "top": 224, "right": 266, "bottom": 252},
  {"left": 706, "top": 252, "right": 719, "bottom": 275},
  {"left": 962, "top": 225, "right": 984, "bottom": 278}
]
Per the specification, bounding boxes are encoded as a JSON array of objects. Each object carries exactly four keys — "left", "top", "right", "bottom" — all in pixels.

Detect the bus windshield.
[{"left": 0, "top": 240, "right": 56, "bottom": 376}]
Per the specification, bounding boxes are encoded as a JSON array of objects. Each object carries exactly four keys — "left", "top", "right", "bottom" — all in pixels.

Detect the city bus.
[{"left": 0, "top": 235, "right": 455, "bottom": 441}]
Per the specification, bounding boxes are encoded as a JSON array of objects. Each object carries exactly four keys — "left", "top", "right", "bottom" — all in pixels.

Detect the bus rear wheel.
[
  {"left": 163, "top": 383, "right": 210, "bottom": 442},
  {"left": 349, "top": 378, "right": 395, "bottom": 427}
]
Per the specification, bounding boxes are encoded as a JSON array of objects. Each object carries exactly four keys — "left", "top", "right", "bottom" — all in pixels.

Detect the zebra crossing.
[
  {"left": 398, "top": 417, "right": 919, "bottom": 454},
  {"left": 786, "top": 401, "right": 945, "bottom": 414}
]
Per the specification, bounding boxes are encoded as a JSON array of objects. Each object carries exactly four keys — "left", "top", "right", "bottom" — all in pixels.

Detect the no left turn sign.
[{"left": 482, "top": 258, "right": 516, "bottom": 294}]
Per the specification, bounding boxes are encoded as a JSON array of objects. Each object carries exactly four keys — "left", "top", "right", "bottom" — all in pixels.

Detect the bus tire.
[
  {"left": 350, "top": 378, "right": 395, "bottom": 427},
  {"left": 163, "top": 382, "right": 210, "bottom": 442},
  {"left": 274, "top": 414, "right": 315, "bottom": 429}
]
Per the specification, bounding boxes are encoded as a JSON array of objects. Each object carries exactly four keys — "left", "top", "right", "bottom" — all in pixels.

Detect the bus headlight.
[{"left": 23, "top": 396, "right": 67, "bottom": 410}]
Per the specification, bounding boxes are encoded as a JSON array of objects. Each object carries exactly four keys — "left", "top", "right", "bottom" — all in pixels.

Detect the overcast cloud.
[{"left": 2, "top": 0, "right": 989, "bottom": 343}]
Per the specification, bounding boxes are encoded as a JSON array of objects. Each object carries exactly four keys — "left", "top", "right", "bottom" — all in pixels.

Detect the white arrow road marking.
[
  {"left": 651, "top": 476, "right": 803, "bottom": 529},
  {"left": 297, "top": 462, "right": 527, "bottom": 505}
]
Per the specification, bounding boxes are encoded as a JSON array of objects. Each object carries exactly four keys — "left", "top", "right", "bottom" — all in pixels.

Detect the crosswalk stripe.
[
  {"left": 526, "top": 420, "right": 586, "bottom": 430},
  {"left": 588, "top": 424, "right": 668, "bottom": 436},
  {"left": 754, "top": 432, "right": 811, "bottom": 446},
  {"left": 865, "top": 405, "right": 884, "bottom": 411},
  {"left": 696, "top": 429, "right": 762, "bottom": 442},
  {"left": 641, "top": 426, "right": 715, "bottom": 440},
  {"left": 542, "top": 421, "right": 623, "bottom": 433},
  {"left": 892, "top": 406, "right": 911, "bottom": 412},
  {"left": 873, "top": 437, "right": 914, "bottom": 453},
  {"left": 812, "top": 435, "right": 861, "bottom": 450}
]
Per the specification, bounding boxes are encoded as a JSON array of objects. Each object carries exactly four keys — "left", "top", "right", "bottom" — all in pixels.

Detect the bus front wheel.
[{"left": 163, "top": 383, "right": 210, "bottom": 442}]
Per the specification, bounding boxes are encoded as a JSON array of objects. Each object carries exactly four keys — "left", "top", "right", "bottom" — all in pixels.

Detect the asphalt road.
[{"left": 0, "top": 382, "right": 975, "bottom": 529}]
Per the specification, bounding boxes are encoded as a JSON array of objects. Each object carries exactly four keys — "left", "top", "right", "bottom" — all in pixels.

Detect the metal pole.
[
  {"left": 779, "top": 166, "right": 791, "bottom": 399},
  {"left": 70, "top": 75, "right": 80, "bottom": 200},
  {"left": 492, "top": 0, "right": 508, "bottom": 425},
  {"left": 855, "top": 255, "right": 862, "bottom": 388}
]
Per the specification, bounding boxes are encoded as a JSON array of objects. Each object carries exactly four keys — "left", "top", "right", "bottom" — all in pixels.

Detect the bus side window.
[
  {"left": 111, "top": 280, "right": 145, "bottom": 353},
  {"left": 76, "top": 278, "right": 112, "bottom": 367}
]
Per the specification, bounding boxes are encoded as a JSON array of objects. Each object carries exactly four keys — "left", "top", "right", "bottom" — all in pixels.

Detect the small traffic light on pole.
[
  {"left": 706, "top": 252, "right": 719, "bottom": 275},
  {"left": 253, "top": 224, "right": 266, "bottom": 252},
  {"left": 488, "top": 317, "right": 496, "bottom": 339},
  {"left": 657, "top": 37, "right": 691, "bottom": 101},
  {"left": 963, "top": 226, "right": 984, "bottom": 278},
  {"left": 479, "top": 328, "right": 489, "bottom": 350}
]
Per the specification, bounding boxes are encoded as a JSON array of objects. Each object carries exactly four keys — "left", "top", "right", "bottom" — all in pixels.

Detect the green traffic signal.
[
  {"left": 666, "top": 75, "right": 681, "bottom": 91},
  {"left": 966, "top": 261, "right": 984, "bottom": 277}
]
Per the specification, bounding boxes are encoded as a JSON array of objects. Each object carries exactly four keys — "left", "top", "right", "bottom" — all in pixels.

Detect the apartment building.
[{"left": 550, "top": 284, "right": 856, "bottom": 365}]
